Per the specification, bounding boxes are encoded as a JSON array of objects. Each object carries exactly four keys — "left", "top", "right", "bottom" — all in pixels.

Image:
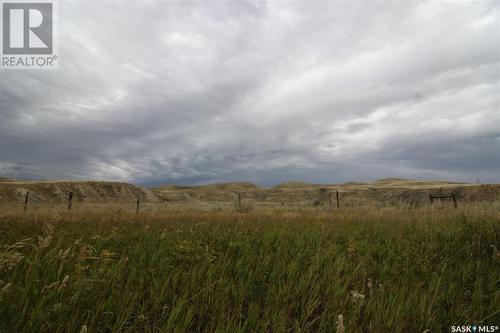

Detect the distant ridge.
[
  {"left": 0, "top": 177, "right": 17, "bottom": 182},
  {"left": 192, "top": 182, "right": 260, "bottom": 191},
  {"left": 374, "top": 178, "right": 464, "bottom": 185},
  {"left": 274, "top": 181, "right": 312, "bottom": 189},
  {"left": 375, "top": 178, "right": 413, "bottom": 182},
  {"left": 343, "top": 181, "right": 367, "bottom": 186},
  {"left": 153, "top": 182, "right": 260, "bottom": 191}
]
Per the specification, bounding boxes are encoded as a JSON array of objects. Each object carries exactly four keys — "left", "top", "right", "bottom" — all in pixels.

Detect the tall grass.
[{"left": 0, "top": 204, "right": 499, "bottom": 332}]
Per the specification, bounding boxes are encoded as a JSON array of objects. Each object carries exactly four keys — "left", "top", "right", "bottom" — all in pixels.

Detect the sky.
[{"left": 0, "top": 0, "right": 499, "bottom": 186}]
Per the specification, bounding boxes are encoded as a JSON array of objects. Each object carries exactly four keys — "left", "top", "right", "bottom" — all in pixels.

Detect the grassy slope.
[{"left": 0, "top": 206, "right": 499, "bottom": 332}]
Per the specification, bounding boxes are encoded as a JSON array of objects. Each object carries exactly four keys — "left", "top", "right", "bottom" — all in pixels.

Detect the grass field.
[{"left": 0, "top": 204, "right": 499, "bottom": 332}]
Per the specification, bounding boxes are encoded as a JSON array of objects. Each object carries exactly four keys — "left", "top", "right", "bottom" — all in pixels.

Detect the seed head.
[
  {"left": 336, "top": 314, "right": 345, "bottom": 333},
  {"left": 351, "top": 290, "right": 365, "bottom": 303}
]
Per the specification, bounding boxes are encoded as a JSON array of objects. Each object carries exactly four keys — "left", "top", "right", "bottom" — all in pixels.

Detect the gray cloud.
[{"left": 1, "top": 0, "right": 499, "bottom": 185}]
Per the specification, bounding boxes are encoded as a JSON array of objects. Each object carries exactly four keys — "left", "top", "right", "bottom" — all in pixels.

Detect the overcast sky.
[{"left": 0, "top": 0, "right": 499, "bottom": 186}]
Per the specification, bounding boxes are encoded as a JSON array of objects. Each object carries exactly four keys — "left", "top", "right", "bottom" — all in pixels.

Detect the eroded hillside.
[
  {"left": 1, "top": 178, "right": 499, "bottom": 208},
  {"left": 0, "top": 179, "right": 158, "bottom": 204}
]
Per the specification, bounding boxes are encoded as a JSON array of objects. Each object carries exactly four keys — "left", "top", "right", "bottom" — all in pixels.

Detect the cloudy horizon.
[{"left": 1, "top": 0, "right": 499, "bottom": 186}]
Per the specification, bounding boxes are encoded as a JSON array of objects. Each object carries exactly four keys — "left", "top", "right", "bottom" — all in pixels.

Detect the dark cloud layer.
[{"left": 1, "top": 1, "right": 499, "bottom": 185}]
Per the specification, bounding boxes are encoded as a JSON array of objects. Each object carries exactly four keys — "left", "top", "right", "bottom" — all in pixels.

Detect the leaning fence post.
[
  {"left": 68, "top": 192, "right": 73, "bottom": 210},
  {"left": 24, "top": 191, "right": 29, "bottom": 212},
  {"left": 136, "top": 194, "right": 140, "bottom": 214},
  {"left": 451, "top": 193, "right": 457, "bottom": 208},
  {"left": 336, "top": 191, "right": 340, "bottom": 209}
]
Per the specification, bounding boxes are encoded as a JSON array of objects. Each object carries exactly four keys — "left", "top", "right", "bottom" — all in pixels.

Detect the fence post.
[
  {"left": 24, "top": 191, "right": 29, "bottom": 212},
  {"left": 336, "top": 191, "right": 340, "bottom": 209},
  {"left": 328, "top": 193, "right": 332, "bottom": 208},
  {"left": 238, "top": 193, "right": 242, "bottom": 211},
  {"left": 136, "top": 194, "right": 140, "bottom": 214},
  {"left": 68, "top": 192, "right": 73, "bottom": 210},
  {"left": 451, "top": 193, "right": 457, "bottom": 208},
  {"left": 429, "top": 194, "right": 434, "bottom": 205}
]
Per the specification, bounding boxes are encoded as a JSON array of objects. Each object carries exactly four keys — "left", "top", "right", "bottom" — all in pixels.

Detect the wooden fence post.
[
  {"left": 328, "top": 193, "right": 332, "bottom": 208},
  {"left": 451, "top": 193, "right": 457, "bottom": 208},
  {"left": 238, "top": 193, "right": 242, "bottom": 211},
  {"left": 136, "top": 194, "right": 140, "bottom": 214},
  {"left": 336, "top": 191, "right": 340, "bottom": 209},
  {"left": 68, "top": 192, "right": 73, "bottom": 210},
  {"left": 24, "top": 191, "right": 29, "bottom": 212},
  {"left": 429, "top": 194, "right": 434, "bottom": 205}
]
